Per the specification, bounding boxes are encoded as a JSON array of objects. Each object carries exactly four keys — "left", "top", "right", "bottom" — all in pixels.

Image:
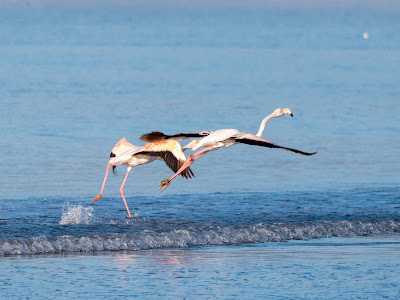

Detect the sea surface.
[{"left": 1, "top": 3, "right": 400, "bottom": 298}]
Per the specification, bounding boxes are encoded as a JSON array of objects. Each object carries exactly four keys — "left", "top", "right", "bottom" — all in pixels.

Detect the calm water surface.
[
  {"left": 0, "top": 5, "right": 399, "bottom": 298},
  {"left": 2, "top": 237, "right": 400, "bottom": 299}
]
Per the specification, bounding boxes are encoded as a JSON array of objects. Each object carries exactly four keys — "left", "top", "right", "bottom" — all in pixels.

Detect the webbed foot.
[{"left": 158, "top": 179, "right": 171, "bottom": 192}]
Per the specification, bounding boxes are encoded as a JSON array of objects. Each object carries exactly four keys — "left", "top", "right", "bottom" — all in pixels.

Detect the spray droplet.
[
  {"left": 363, "top": 32, "right": 370, "bottom": 39},
  {"left": 60, "top": 203, "right": 94, "bottom": 225}
]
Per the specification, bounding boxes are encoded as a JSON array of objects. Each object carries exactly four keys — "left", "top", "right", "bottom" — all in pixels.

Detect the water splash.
[{"left": 59, "top": 204, "right": 94, "bottom": 225}]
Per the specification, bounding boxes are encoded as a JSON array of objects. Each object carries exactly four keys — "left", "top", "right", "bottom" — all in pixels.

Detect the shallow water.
[
  {"left": 1, "top": 3, "right": 400, "bottom": 298},
  {"left": 1, "top": 188, "right": 400, "bottom": 255},
  {"left": 1, "top": 236, "right": 400, "bottom": 299}
]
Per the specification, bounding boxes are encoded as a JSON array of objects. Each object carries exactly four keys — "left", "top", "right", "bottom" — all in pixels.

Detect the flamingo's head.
[{"left": 272, "top": 108, "right": 293, "bottom": 118}]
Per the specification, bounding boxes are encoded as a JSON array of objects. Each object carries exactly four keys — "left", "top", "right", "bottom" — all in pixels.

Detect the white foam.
[
  {"left": 1, "top": 219, "right": 399, "bottom": 255},
  {"left": 59, "top": 204, "right": 94, "bottom": 225}
]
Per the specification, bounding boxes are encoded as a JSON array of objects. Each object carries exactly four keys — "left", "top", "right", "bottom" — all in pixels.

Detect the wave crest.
[{"left": 1, "top": 219, "right": 399, "bottom": 256}]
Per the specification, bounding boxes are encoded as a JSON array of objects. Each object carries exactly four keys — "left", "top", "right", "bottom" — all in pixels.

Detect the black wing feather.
[
  {"left": 235, "top": 134, "right": 317, "bottom": 156},
  {"left": 139, "top": 151, "right": 194, "bottom": 179},
  {"left": 140, "top": 131, "right": 210, "bottom": 142}
]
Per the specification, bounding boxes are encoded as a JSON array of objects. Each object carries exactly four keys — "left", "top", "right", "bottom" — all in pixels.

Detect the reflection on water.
[{"left": 111, "top": 249, "right": 211, "bottom": 272}]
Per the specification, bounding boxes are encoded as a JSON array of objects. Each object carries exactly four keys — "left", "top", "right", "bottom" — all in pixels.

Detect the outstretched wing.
[
  {"left": 235, "top": 133, "right": 317, "bottom": 156},
  {"left": 140, "top": 131, "right": 211, "bottom": 142},
  {"left": 139, "top": 151, "right": 194, "bottom": 179}
]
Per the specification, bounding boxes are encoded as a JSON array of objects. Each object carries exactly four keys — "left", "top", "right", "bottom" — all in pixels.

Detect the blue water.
[
  {"left": 1, "top": 3, "right": 400, "bottom": 298},
  {"left": 2, "top": 237, "right": 400, "bottom": 299}
]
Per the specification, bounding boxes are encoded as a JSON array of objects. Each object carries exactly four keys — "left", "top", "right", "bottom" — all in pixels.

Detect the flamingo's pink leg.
[
  {"left": 120, "top": 168, "right": 133, "bottom": 218},
  {"left": 176, "top": 147, "right": 212, "bottom": 179},
  {"left": 92, "top": 163, "right": 112, "bottom": 201},
  {"left": 159, "top": 146, "right": 214, "bottom": 191}
]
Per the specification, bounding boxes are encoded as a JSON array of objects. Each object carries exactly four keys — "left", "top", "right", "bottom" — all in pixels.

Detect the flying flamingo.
[
  {"left": 140, "top": 108, "right": 317, "bottom": 192},
  {"left": 92, "top": 137, "right": 194, "bottom": 218}
]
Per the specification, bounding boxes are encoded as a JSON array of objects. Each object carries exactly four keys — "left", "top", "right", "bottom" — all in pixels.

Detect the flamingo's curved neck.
[{"left": 256, "top": 113, "right": 275, "bottom": 137}]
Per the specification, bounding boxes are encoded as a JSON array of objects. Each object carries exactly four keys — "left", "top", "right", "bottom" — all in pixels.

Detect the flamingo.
[
  {"left": 92, "top": 137, "right": 194, "bottom": 218},
  {"left": 140, "top": 108, "right": 316, "bottom": 192}
]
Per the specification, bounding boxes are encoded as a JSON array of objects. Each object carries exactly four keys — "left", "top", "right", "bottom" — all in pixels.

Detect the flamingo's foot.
[
  {"left": 158, "top": 179, "right": 171, "bottom": 192},
  {"left": 92, "top": 194, "right": 102, "bottom": 202},
  {"left": 125, "top": 215, "right": 134, "bottom": 219}
]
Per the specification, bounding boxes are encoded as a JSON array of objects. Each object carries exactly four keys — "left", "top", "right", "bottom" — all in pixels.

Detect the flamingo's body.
[
  {"left": 92, "top": 138, "right": 193, "bottom": 218},
  {"left": 140, "top": 108, "right": 317, "bottom": 192}
]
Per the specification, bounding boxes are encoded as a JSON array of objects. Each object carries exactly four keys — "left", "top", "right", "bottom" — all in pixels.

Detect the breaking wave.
[{"left": 1, "top": 219, "right": 399, "bottom": 256}]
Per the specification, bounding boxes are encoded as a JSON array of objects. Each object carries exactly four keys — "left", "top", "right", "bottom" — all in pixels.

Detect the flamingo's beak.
[{"left": 290, "top": 113, "right": 293, "bottom": 117}]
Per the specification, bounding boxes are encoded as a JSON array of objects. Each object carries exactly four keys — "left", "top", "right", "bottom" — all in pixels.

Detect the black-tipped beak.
[
  {"left": 290, "top": 113, "right": 293, "bottom": 117},
  {"left": 110, "top": 152, "right": 116, "bottom": 158}
]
